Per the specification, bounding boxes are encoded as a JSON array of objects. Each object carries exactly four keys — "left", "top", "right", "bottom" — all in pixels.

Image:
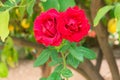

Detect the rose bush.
[
  {"left": 57, "top": 6, "right": 90, "bottom": 42},
  {"left": 33, "top": 6, "right": 96, "bottom": 80},
  {"left": 34, "top": 9, "right": 62, "bottom": 46},
  {"left": 34, "top": 6, "right": 90, "bottom": 46}
]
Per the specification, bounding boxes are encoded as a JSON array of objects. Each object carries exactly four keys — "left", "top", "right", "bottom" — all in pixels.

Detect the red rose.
[
  {"left": 57, "top": 6, "right": 90, "bottom": 42},
  {"left": 34, "top": 9, "right": 62, "bottom": 46}
]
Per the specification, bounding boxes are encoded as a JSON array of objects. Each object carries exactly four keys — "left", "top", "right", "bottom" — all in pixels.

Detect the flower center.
[
  {"left": 65, "top": 19, "right": 81, "bottom": 32},
  {"left": 42, "top": 18, "right": 57, "bottom": 37}
]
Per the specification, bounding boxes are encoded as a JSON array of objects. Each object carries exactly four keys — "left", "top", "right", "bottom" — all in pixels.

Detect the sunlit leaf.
[
  {"left": 0, "top": 11, "right": 10, "bottom": 42},
  {"left": 94, "top": 5, "right": 114, "bottom": 26},
  {"left": 0, "top": 62, "right": 8, "bottom": 78},
  {"left": 116, "top": 19, "right": 120, "bottom": 32},
  {"left": 114, "top": 3, "right": 120, "bottom": 20},
  {"left": 41, "top": 0, "right": 47, "bottom": 2}
]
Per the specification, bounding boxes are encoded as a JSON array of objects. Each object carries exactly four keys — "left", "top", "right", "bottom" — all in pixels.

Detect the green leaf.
[
  {"left": 27, "top": 0, "right": 36, "bottom": 16},
  {"left": 34, "top": 49, "right": 50, "bottom": 67},
  {"left": 67, "top": 54, "right": 80, "bottom": 69},
  {"left": 114, "top": 3, "right": 120, "bottom": 20},
  {"left": 42, "top": 0, "right": 60, "bottom": 11},
  {"left": 116, "top": 19, "right": 120, "bottom": 32},
  {"left": 40, "top": 77, "right": 47, "bottom": 80},
  {"left": 94, "top": 5, "right": 114, "bottom": 26},
  {"left": 0, "top": 0, "right": 19, "bottom": 12},
  {"left": 61, "top": 68, "right": 73, "bottom": 78},
  {"left": 0, "top": 11, "right": 9, "bottom": 42},
  {"left": 1, "top": 37, "right": 13, "bottom": 62},
  {"left": 50, "top": 49, "right": 58, "bottom": 61},
  {"left": 47, "top": 72, "right": 61, "bottom": 80},
  {"left": 0, "top": 62, "right": 8, "bottom": 78},
  {"left": 13, "top": 49, "right": 18, "bottom": 63},
  {"left": 58, "top": 0, "right": 75, "bottom": 11},
  {"left": 78, "top": 46, "right": 96, "bottom": 60},
  {"left": 59, "top": 44, "right": 70, "bottom": 53},
  {"left": 15, "top": 0, "right": 21, "bottom": 3},
  {"left": 18, "top": 0, "right": 26, "bottom": 19},
  {"left": 54, "top": 64, "right": 63, "bottom": 73},
  {"left": 49, "top": 49, "right": 62, "bottom": 66},
  {"left": 41, "top": 0, "right": 47, "bottom": 2},
  {"left": 118, "top": 32, "right": 120, "bottom": 41},
  {"left": 49, "top": 58, "right": 62, "bottom": 66},
  {"left": 69, "top": 46, "right": 84, "bottom": 62},
  {"left": 49, "top": 60, "right": 58, "bottom": 66}
]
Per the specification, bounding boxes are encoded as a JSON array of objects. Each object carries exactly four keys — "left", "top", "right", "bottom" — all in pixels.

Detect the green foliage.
[
  {"left": 104, "top": 0, "right": 116, "bottom": 5},
  {"left": 35, "top": 41, "right": 96, "bottom": 79},
  {"left": 40, "top": 78, "right": 47, "bottom": 80},
  {"left": 34, "top": 49, "right": 50, "bottom": 67},
  {"left": 42, "top": 0, "right": 60, "bottom": 11},
  {"left": 94, "top": 2, "right": 120, "bottom": 41},
  {"left": 67, "top": 54, "right": 80, "bottom": 69},
  {"left": 114, "top": 3, "right": 120, "bottom": 33},
  {"left": 58, "top": 0, "right": 75, "bottom": 11},
  {"left": 59, "top": 41, "right": 70, "bottom": 53},
  {"left": 1, "top": 37, "right": 18, "bottom": 67},
  {"left": 40, "top": 0, "right": 47, "bottom": 2},
  {"left": 0, "top": 62, "right": 8, "bottom": 78},
  {"left": 61, "top": 68, "right": 73, "bottom": 78},
  {"left": 94, "top": 5, "right": 114, "bottom": 26},
  {"left": 0, "top": 0, "right": 36, "bottom": 42},
  {"left": 54, "top": 64, "right": 63, "bottom": 73},
  {"left": 41, "top": 0, "right": 75, "bottom": 11},
  {"left": 0, "top": 0, "right": 98, "bottom": 79},
  {"left": 49, "top": 56, "right": 62, "bottom": 66},
  {"left": 69, "top": 45, "right": 96, "bottom": 62},
  {"left": 114, "top": 3, "right": 120, "bottom": 20},
  {"left": 0, "top": 0, "right": 16, "bottom": 12},
  {"left": 18, "top": 0, "right": 27, "bottom": 19},
  {"left": 26, "top": 0, "right": 36, "bottom": 16},
  {"left": 117, "top": 20, "right": 120, "bottom": 32},
  {"left": 47, "top": 72, "right": 61, "bottom": 80},
  {"left": 78, "top": 46, "right": 96, "bottom": 60},
  {"left": 69, "top": 46, "right": 84, "bottom": 62},
  {"left": 0, "top": 11, "right": 9, "bottom": 42}
]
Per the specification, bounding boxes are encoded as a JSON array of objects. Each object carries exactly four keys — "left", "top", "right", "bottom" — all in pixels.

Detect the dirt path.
[{"left": 0, "top": 59, "right": 120, "bottom": 80}]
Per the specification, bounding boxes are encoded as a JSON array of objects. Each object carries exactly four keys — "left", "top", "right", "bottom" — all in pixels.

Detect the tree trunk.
[
  {"left": 90, "top": 0, "right": 120, "bottom": 80},
  {"left": 78, "top": 59, "right": 104, "bottom": 80}
]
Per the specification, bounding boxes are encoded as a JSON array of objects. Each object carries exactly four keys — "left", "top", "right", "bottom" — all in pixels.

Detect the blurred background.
[{"left": 0, "top": 0, "right": 120, "bottom": 80}]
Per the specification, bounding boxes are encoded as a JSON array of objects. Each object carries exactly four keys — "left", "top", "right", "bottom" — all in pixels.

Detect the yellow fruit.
[
  {"left": 15, "top": 9, "right": 20, "bottom": 17},
  {"left": 21, "top": 19, "right": 30, "bottom": 29},
  {"left": 8, "top": 25, "right": 14, "bottom": 32},
  {"left": 108, "top": 18, "right": 117, "bottom": 34}
]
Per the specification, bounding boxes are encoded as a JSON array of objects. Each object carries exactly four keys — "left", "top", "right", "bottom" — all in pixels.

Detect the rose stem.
[{"left": 61, "top": 52, "right": 68, "bottom": 80}]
